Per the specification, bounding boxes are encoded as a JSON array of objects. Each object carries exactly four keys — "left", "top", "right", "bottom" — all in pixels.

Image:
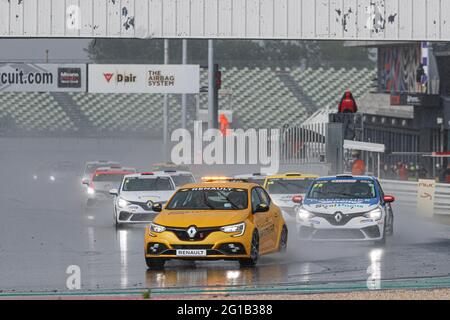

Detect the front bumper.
[
  {"left": 116, "top": 209, "right": 159, "bottom": 224},
  {"left": 297, "top": 217, "right": 384, "bottom": 241},
  {"left": 144, "top": 228, "right": 252, "bottom": 260}
]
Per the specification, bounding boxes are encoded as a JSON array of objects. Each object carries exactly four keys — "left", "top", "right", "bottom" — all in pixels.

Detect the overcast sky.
[{"left": 0, "top": 39, "right": 91, "bottom": 63}]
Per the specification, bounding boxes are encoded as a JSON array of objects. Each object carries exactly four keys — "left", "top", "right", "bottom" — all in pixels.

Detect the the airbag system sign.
[
  {"left": 88, "top": 64, "right": 200, "bottom": 94},
  {"left": 0, "top": 64, "right": 86, "bottom": 92}
]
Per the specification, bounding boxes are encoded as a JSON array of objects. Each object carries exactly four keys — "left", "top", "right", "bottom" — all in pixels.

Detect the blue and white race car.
[{"left": 295, "top": 175, "right": 395, "bottom": 245}]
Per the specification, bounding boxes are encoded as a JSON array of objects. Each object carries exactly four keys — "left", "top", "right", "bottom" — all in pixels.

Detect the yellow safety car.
[
  {"left": 263, "top": 173, "right": 319, "bottom": 219},
  {"left": 144, "top": 180, "right": 287, "bottom": 269}
]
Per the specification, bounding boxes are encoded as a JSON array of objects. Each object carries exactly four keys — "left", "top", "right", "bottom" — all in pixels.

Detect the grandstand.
[{"left": 0, "top": 67, "right": 376, "bottom": 136}]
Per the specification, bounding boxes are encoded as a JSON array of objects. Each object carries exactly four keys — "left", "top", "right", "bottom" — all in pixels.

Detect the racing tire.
[
  {"left": 386, "top": 211, "right": 394, "bottom": 236},
  {"left": 278, "top": 225, "right": 288, "bottom": 253},
  {"left": 145, "top": 258, "right": 165, "bottom": 269},
  {"left": 239, "top": 230, "right": 259, "bottom": 267}
]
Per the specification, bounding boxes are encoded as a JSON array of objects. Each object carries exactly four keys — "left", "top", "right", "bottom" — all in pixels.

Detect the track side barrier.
[{"left": 380, "top": 179, "right": 450, "bottom": 216}]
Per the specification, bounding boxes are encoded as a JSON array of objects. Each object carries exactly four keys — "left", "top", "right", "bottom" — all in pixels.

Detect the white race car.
[
  {"left": 296, "top": 175, "right": 395, "bottom": 245},
  {"left": 110, "top": 172, "right": 177, "bottom": 226},
  {"left": 263, "top": 173, "right": 318, "bottom": 220}
]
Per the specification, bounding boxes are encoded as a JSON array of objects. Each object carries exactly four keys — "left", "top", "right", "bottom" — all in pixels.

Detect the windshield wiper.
[
  {"left": 314, "top": 190, "right": 369, "bottom": 199},
  {"left": 217, "top": 190, "right": 240, "bottom": 209},
  {"left": 202, "top": 192, "right": 216, "bottom": 209}
]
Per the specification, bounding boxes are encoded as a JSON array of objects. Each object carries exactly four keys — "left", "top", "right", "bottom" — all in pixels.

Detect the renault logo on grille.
[
  {"left": 334, "top": 212, "right": 343, "bottom": 223},
  {"left": 146, "top": 200, "right": 154, "bottom": 209},
  {"left": 187, "top": 226, "right": 197, "bottom": 238}
]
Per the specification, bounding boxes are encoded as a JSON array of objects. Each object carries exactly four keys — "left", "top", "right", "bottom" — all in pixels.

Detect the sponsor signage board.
[
  {"left": 0, "top": 64, "right": 86, "bottom": 92},
  {"left": 416, "top": 179, "right": 436, "bottom": 218},
  {"left": 88, "top": 64, "right": 200, "bottom": 94},
  {"left": 390, "top": 93, "right": 440, "bottom": 107}
]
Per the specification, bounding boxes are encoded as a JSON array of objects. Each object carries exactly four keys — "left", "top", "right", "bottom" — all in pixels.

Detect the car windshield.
[
  {"left": 93, "top": 173, "right": 128, "bottom": 182},
  {"left": 170, "top": 174, "right": 195, "bottom": 187},
  {"left": 308, "top": 180, "right": 377, "bottom": 199},
  {"left": 266, "top": 178, "right": 313, "bottom": 194},
  {"left": 166, "top": 187, "right": 248, "bottom": 210},
  {"left": 122, "top": 177, "right": 174, "bottom": 191}
]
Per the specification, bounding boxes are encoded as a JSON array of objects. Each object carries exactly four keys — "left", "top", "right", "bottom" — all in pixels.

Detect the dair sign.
[{"left": 88, "top": 64, "right": 200, "bottom": 94}]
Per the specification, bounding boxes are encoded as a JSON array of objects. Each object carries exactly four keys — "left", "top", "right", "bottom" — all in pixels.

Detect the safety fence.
[
  {"left": 380, "top": 179, "right": 450, "bottom": 216},
  {"left": 279, "top": 123, "right": 327, "bottom": 164}
]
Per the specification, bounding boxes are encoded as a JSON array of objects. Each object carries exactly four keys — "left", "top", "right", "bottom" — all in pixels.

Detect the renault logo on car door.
[{"left": 187, "top": 226, "right": 197, "bottom": 238}]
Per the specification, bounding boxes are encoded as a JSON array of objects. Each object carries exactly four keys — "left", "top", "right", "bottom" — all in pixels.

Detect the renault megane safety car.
[
  {"left": 296, "top": 175, "right": 395, "bottom": 245},
  {"left": 144, "top": 181, "right": 288, "bottom": 269},
  {"left": 110, "top": 172, "right": 177, "bottom": 226},
  {"left": 263, "top": 173, "right": 318, "bottom": 219}
]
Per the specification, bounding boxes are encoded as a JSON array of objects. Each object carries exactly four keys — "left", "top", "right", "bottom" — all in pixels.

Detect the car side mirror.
[
  {"left": 109, "top": 188, "right": 119, "bottom": 196},
  {"left": 383, "top": 195, "right": 395, "bottom": 203},
  {"left": 82, "top": 178, "right": 89, "bottom": 185},
  {"left": 152, "top": 203, "right": 163, "bottom": 212},
  {"left": 254, "top": 203, "right": 269, "bottom": 213},
  {"left": 292, "top": 195, "right": 303, "bottom": 204}
]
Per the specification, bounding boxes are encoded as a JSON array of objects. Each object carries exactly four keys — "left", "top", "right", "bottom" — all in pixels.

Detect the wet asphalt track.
[{"left": 0, "top": 138, "right": 449, "bottom": 294}]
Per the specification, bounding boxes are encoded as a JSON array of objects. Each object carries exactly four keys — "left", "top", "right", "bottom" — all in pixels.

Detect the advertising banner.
[
  {"left": 0, "top": 64, "right": 86, "bottom": 92},
  {"left": 417, "top": 179, "right": 436, "bottom": 218},
  {"left": 88, "top": 64, "right": 200, "bottom": 94}
]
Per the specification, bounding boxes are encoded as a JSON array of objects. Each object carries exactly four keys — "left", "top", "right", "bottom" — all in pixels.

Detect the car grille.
[
  {"left": 313, "top": 229, "right": 365, "bottom": 240},
  {"left": 171, "top": 244, "right": 214, "bottom": 249},
  {"left": 165, "top": 226, "right": 222, "bottom": 241},
  {"left": 128, "top": 200, "right": 165, "bottom": 211},
  {"left": 130, "top": 213, "right": 157, "bottom": 222},
  {"left": 312, "top": 211, "right": 366, "bottom": 226}
]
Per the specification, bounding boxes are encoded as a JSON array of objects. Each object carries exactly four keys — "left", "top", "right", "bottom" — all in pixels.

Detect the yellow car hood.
[{"left": 154, "top": 210, "right": 249, "bottom": 228}]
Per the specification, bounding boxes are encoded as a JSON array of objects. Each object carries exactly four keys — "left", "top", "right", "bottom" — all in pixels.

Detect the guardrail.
[{"left": 380, "top": 179, "right": 450, "bottom": 216}]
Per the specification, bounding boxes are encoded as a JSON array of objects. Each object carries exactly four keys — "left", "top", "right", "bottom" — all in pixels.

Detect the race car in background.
[
  {"left": 296, "top": 175, "right": 395, "bottom": 245},
  {"left": 81, "top": 161, "right": 120, "bottom": 186},
  {"left": 263, "top": 173, "right": 318, "bottom": 219},
  {"left": 153, "top": 170, "right": 196, "bottom": 187},
  {"left": 233, "top": 173, "right": 267, "bottom": 185},
  {"left": 83, "top": 166, "right": 136, "bottom": 206},
  {"left": 144, "top": 180, "right": 288, "bottom": 269},
  {"left": 110, "top": 172, "right": 177, "bottom": 226},
  {"left": 32, "top": 160, "right": 80, "bottom": 183},
  {"left": 151, "top": 162, "right": 191, "bottom": 172}
]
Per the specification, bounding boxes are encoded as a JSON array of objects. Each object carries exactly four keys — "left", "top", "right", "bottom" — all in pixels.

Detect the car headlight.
[
  {"left": 297, "top": 208, "right": 314, "bottom": 220},
  {"left": 220, "top": 222, "right": 246, "bottom": 237},
  {"left": 87, "top": 187, "right": 95, "bottom": 195},
  {"left": 117, "top": 197, "right": 129, "bottom": 208},
  {"left": 364, "top": 207, "right": 382, "bottom": 220},
  {"left": 149, "top": 223, "right": 166, "bottom": 234}
]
